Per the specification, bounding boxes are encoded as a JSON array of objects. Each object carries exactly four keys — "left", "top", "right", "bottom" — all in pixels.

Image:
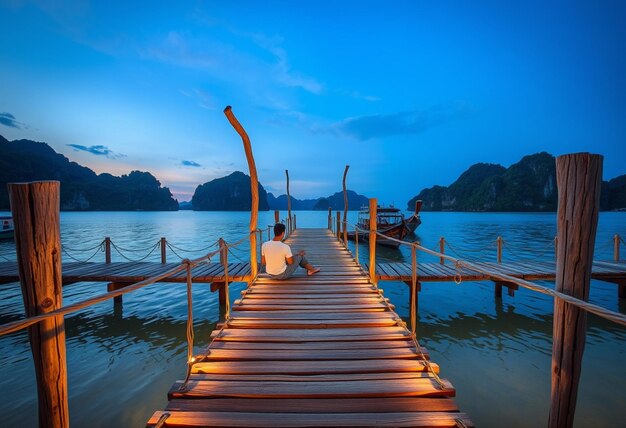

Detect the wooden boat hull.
[
  {"left": 347, "top": 222, "right": 407, "bottom": 248},
  {"left": 404, "top": 214, "right": 421, "bottom": 234}
]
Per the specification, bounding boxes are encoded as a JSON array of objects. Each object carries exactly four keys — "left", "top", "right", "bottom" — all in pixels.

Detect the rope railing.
[
  {"left": 110, "top": 241, "right": 160, "bottom": 262},
  {"left": 61, "top": 244, "right": 104, "bottom": 263},
  {"left": 61, "top": 240, "right": 106, "bottom": 253},
  {"left": 356, "top": 226, "right": 626, "bottom": 328},
  {"left": 0, "top": 226, "right": 260, "bottom": 339}
]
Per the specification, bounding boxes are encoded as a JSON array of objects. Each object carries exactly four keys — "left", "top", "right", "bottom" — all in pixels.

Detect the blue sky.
[{"left": 1, "top": 1, "right": 625, "bottom": 204}]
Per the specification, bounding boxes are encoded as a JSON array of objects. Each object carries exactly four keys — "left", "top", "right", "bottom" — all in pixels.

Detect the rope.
[
  {"left": 165, "top": 242, "right": 186, "bottom": 260},
  {"left": 227, "top": 247, "right": 247, "bottom": 263},
  {"left": 61, "top": 240, "right": 105, "bottom": 252},
  {"left": 61, "top": 244, "right": 103, "bottom": 263},
  {"left": 110, "top": 241, "right": 160, "bottom": 262},
  {"left": 110, "top": 240, "right": 160, "bottom": 252},
  {"left": 166, "top": 241, "right": 219, "bottom": 253},
  {"left": 153, "top": 412, "right": 170, "bottom": 428},
  {"left": 501, "top": 240, "right": 554, "bottom": 262}
]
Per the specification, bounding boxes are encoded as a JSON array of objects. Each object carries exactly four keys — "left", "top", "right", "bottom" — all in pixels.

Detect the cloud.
[
  {"left": 328, "top": 104, "right": 472, "bottom": 141},
  {"left": 181, "top": 160, "right": 202, "bottom": 167},
  {"left": 180, "top": 88, "right": 215, "bottom": 110},
  {"left": 67, "top": 144, "right": 126, "bottom": 159},
  {"left": 0, "top": 112, "right": 26, "bottom": 129},
  {"left": 142, "top": 29, "right": 324, "bottom": 101}
]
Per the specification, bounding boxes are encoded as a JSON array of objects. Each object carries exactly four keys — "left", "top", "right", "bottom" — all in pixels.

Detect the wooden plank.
[
  {"left": 200, "top": 348, "right": 425, "bottom": 361},
  {"left": 165, "top": 397, "right": 458, "bottom": 413},
  {"left": 191, "top": 359, "right": 433, "bottom": 376},
  {"left": 169, "top": 378, "right": 455, "bottom": 399},
  {"left": 207, "top": 340, "right": 416, "bottom": 351}
]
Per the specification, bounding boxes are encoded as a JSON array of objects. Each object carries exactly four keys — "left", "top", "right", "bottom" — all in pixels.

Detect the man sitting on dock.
[{"left": 261, "top": 223, "right": 321, "bottom": 279}]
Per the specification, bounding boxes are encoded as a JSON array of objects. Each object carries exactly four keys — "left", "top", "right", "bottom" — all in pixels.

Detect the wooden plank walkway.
[
  {"left": 365, "top": 260, "right": 626, "bottom": 283},
  {"left": 0, "top": 261, "right": 251, "bottom": 285},
  {"left": 147, "top": 228, "right": 472, "bottom": 427}
]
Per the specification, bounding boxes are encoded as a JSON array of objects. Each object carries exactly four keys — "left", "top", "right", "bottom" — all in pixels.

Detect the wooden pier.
[
  {"left": 147, "top": 228, "right": 473, "bottom": 427},
  {"left": 366, "top": 260, "right": 626, "bottom": 298}
]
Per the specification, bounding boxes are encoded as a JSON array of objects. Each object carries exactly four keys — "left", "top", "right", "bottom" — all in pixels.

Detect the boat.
[
  {"left": 405, "top": 200, "right": 422, "bottom": 234},
  {"left": 0, "top": 216, "right": 14, "bottom": 240},
  {"left": 347, "top": 206, "right": 408, "bottom": 248}
]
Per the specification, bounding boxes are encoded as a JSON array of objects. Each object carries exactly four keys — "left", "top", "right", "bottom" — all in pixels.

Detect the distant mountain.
[
  {"left": 267, "top": 193, "right": 321, "bottom": 210},
  {"left": 266, "top": 190, "right": 369, "bottom": 211},
  {"left": 312, "top": 190, "right": 369, "bottom": 211},
  {"left": 192, "top": 171, "right": 270, "bottom": 211},
  {"left": 408, "top": 152, "right": 626, "bottom": 211},
  {"left": 178, "top": 201, "right": 193, "bottom": 210},
  {"left": 0, "top": 135, "right": 178, "bottom": 211}
]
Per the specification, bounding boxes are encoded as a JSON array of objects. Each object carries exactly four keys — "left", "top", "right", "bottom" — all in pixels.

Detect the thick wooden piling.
[
  {"left": 274, "top": 210, "right": 279, "bottom": 224},
  {"left": 615, "top": 234, "right": 620, "bottom": 261},
  {"left": 369, "top": 198, "right": 377, "bottom": 285},
  {"left": 9, "top": 181, "right": 69, "bottom": 428},
  {"left": 549, "top": 153, "right": 602, "bottom": 428},
  {"left": 496, "top": 236, "right": 503, "bottom": 263},
  {"left": 224, "top": 106, "right": 258, "bottom": 278}
]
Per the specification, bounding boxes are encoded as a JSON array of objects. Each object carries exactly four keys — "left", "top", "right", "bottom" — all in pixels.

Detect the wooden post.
[
  {"left": 293, "top": 214, "right": 297, "bottom": 231},
  {"left": 328, "top": 207, "right": 332, "bottom": 230},
  {"left": 9, "top": 181, "right": 69, "bottom": 428},
  {"left": 494, "top": 282, "right": 502, "bottom": 299},
  {"left": 285, "top": 170, "right": 292, "bottom": 233},
  {"left": 554, "top": 236, "right": 558, "bottom": 260},
  {"left": 104, "top": 237, "right": 111, "bottom": 264},
  {"left": 615, "top": 234, "right": 620, "bottom": 261},
  {"left": 439, "top": 237, "right": 445, "bottom": 265},
  {"left": 342, "top": 165, "right": 349, "bottom": 247},
  {"left": 369, "top": 198, "right": 377, "bottom": 285},
  {"left": 224, "top": 106, "right": 258, "bottom": 278},
  {"left": 496, "top": 236, "right": 503, "bottom": 263},
  {"left": 217, "top": 238, "right": 227, "bottom": 309},
  {"left": 549, "top": 153, "right": 603, "bottom": 428},
  {"left": 336, "top": 212, "right": 341, "bottom": 241},
  {"left": 160, "top": 237, "right": 166, "bottom": 264},
  {"left": 274, "top": 210, "right": 279, "bottom": 224}
]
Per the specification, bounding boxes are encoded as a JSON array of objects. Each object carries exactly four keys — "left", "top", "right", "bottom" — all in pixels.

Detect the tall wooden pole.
[
  {"left": 369, "top": 198, "right": 377, "bottom": 285},
  {"left": 224, "top": 106, "right": 258, "bottom": 278},
  {"left": 9, "top": 181, "right": 69, "bottom": 428},
  {"left": 274, "top": 210, "right": 279, "bottom": 224},
  {"left": 549, "top": 153, "right": 602, "bottom": 428},
  {"left": 342, "top": 165, "right": 349, "bottom": 247},
  {"left": 496, "top": 236, "right": 503, "bottom": 263},
  {"left": 336, "top": 211, "right": 341, "bottom": 241},
  {"left": 285, "top": 170, "right": 292, "bottom": 233},
  {"left": 328, "top": 207, "right": 332, "bottom": 230},
  {"left": 614, "top": 234, "right": 620, "bottom": 261}
]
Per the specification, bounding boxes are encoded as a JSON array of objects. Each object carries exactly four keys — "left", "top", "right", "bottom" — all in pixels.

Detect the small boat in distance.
[
  {"left": 0, "top": 216, "right": 14, "bottom": 240},
  {"left": 405, "top": 200, "right": 422, "bottom": 234},
  {"left": 348, "top": 205, "right": 408, "bottom": 248}
]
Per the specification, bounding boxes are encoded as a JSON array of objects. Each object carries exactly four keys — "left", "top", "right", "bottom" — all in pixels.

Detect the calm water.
[{"left": 0, "top": 211, "right": 624, "bottom": 427}]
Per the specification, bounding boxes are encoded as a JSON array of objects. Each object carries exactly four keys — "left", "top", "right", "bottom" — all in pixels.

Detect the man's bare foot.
[{"left": 307, "top": 267, "right": 321, "bottom": 276}]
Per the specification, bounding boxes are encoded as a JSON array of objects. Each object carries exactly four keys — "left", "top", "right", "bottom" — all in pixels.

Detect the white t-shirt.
[{"left": 262, "top": 240, "right": 293, "bottom": 275}]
